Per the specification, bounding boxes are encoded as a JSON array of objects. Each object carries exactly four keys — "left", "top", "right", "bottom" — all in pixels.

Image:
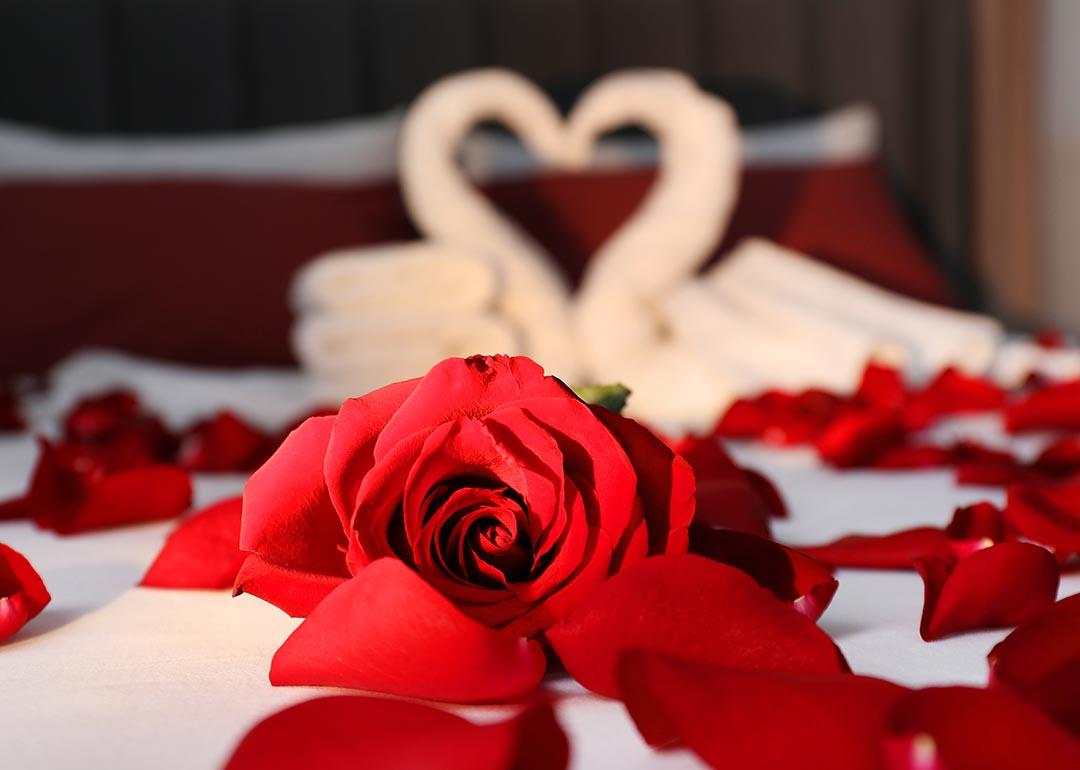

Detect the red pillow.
[{"left": 0, "top": 161, "right": 952, "bottom": 377}]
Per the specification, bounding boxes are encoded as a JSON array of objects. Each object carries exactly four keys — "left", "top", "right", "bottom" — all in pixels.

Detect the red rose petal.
[
  {"left": 886, "top": 686, "right": 1080, "bottom": 770},
  {"left": 988, "top": 593, "right": 1080, "bottom": 736},
  {"left": 0, "top": 542, "right": 50, "bottom": 642},
  {"left": 270, "top": 559, "right": 547, "bottom": 703},
  {"left": 544, "top": 553, "right": 846, "bottom": 699},
  {"left": 224, "top": 696, "right": 568, "bottom": 770},
  {"left": 618, "top": 653, "right": 906, "bottom": 764},
  {"left": 46, "top": 464, "right": 192, "bottom": 535},
  {"left": 1033, "top": 436, "right": 1080, "bottom": 478},
  {"left": 1006, "top": 379, "right": 1080, "bottom": 433},
  {"left": 903, "top": 369, "right": 1005, "bottom": 429},
  {"left": 915, "top": 543, "right": 1060, "bottom": 641},
  {"left": 140, "top": 497, "right": 245, "bottom": 589},
  {"left": 688, "top": 528, "right": 838, "bottom": 621},
  {"left": 178, "top": 411, "right": 273, "bottom": 472},
  {"left": 239, "top": 416, "right": 350, "bottom": 615},
  {"left": 1004, "top": 483, "right": 1080, "bottom": 556},
  {"left": 815, "top": 410, "right": 906, "bottom": 468},
  {"left": 856, "top": 363, "right": 908, "bottom": 412},
  {"left": 232, "top": 554, "right": 346, "bottom": 617},
  {"left": 799, "top": 528, "right": 956, "bottom": 570}
]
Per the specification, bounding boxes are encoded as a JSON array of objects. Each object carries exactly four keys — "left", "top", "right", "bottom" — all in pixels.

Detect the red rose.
[{"left": 238, "top": 355, "right": 695, "bottom": 636}]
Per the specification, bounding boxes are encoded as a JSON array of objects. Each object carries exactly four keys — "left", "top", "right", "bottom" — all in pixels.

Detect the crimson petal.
[
  {"left": 0, "top": 542, "right": 50, "bottom": 642},
  {"left": 915, "top": 543, "right": 1060, "bottom": 641},
  {"left": 1004, "top": 483, "right": 1080, "bottom": 556},
  {"left": 618, "top": 653, "right": 906, "bottom": 764},
  {"left": 815, "top": 410, "right": 906, "bottom": 468},
  {"left": 47, "top": 464, "right": 192, "bottom": 534},
  {"left": 1006, "top": 379, "right": 1080, "bottom": 433},
  {"left": 886, "top": 686, "right": 1080, "bottom": 770},
  {"left": 689, "top": 528, "right": 837, "bottom": 621},
  {"left": 799, "top": 528, "right": 956, "bottom": 570},
  {"left": 270, "top": 559, "right": 547, "bottom": 703},
  {"left": 544, "top": 553, "right": 847, "bottom": 699},
  {"left": 224, "top": 696, "right": 568, "bottom": 770},
  {"left": 988, "top": 593, "right": 1080, "bottom": 736},
  {"left": 140, "top": 497, "right": 244, "bottom": 589}
]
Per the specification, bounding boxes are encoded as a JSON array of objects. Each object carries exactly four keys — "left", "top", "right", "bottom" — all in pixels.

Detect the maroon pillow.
[{"left": 0, "top": 161, "right": 952, "bottom": 377}]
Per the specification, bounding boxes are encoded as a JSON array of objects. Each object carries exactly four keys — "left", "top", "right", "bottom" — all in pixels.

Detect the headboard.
[{"left": 0, "top": 0, "right": 974, "bottom": 300}]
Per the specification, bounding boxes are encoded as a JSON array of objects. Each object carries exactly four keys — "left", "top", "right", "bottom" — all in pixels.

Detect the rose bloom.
[{"left": 237, "top": 355, "right": 695, "bottom": 636}]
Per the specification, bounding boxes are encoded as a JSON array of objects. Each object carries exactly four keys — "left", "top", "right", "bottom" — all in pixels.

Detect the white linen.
[{"left": 1, "top": 353, "right": 1078, "bottom": 770}]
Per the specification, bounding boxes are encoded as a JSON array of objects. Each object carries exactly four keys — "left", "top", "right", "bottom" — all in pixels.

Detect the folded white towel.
[
  {"left": 711, "top": 239, "right": 1004, "bottom": 382},
  {"left": 292, "top": 243, "right": 499, "bottom": 316}
]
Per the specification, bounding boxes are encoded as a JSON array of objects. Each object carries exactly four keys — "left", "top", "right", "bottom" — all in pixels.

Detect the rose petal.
[
  {"left": 688, "top": 528, "right": 838, "bottom": 621},
  {"left": 140, "top": 497, "right": 245, "bottom": 589},
  {"left": 1033, "top": 436, "right": 1080, "bottom": 478},
  {"left": 988, "top": 593, "right": 1080, "bottom": 736},
  {"left": 915, "top": 543, "right": 1060, "bottom": 641},
  {"left": 224, "top": 696, "right": 568, "bottom": 770},
  {"left": 1006, "top": 379, "right": 1080, "bottom": 433},
  {"left": 374, "top": 356, "right": 574, "bottom": 461},
  {"left": 715, "top": 390, "right": 845, "bottom": 446},
  {"left": 239, "top": 416, "right": 350, "bottom": 615},
  {"left": 0, "top": 542, "right": 50, "bottom": 642},
  {"left": 232, "top": 555, "right": 346, "bottom": 617},
  {"left": 815, "top": 410, "right": 906, "bottom": 468},
  {"left": 903, "top": 369, "right": 1005, "bottom": 429},
  {"left": 544, "top": 553, "right": 847, "bottom": 698},
  {"left": 856, "top": 363, "right": 908, "bottom": 412},
  {"left": 1004, "top": 483, "right": 1080, "bottom": 556},
  {"left": 178, "top": 411, "right": 273, "bottom": 472},
  {"left": 270, "top": 559, "right": 547, "bottom": 703},
  {"left": 886, "top": 686, "right": 1080, "bottom": 770},
  {"left": 44, "top": 464, "right": 192, "bottom": 535},
  {"left": 619, "top": 653, "right": 906, "bottom": 763},
  {"left": 799, "top": 528, "right": 956, "bottom": 570}
]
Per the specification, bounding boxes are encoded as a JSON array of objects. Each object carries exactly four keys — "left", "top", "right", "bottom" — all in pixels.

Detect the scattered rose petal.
[
  {"left": 915, "top": 542, "right": 1060, "bottom": 641},
  {"left": 224, "top": 696, "right": 568, "bottom": 770},
  {"left": 1004, "top": 483, "right": 1080, "bottom": 556},
  {"left": 886, "top": 686, "right": 1080, "bottom": 770},
  {"left": 1032, "top": 436, "right": 1080, "bottom": 479},
  {"left": 815, "top": 410, "right": 906, "bottom": 468},
  {"left": 799, "top": 528, "right": 956, "bottom": 570},
  {"left": 1006, "top": 379, "right": 1080, "bottom": 433},
  {"left": 689, "top": 528, "right": 837, "bottom": 620},
  {"left": 140, "top": 497, "right": 244, "bottom": 589},
  {"left": 715, "top": 389, "right": 846, "bottom": 446},
  {"left": 545, "top": 554, "right": 846, "bottom": 699},
  {"left": 952, "top": 442, "right": 1028, "bottom": 486},
  {"left": 672, "top": 435, "right": 782, "bottom": 537},
  {"left": 988, "top": 593, "right": 1080, "bottom": 736},
  {"left": 0, "top": 542, "right": 50, "bottom": 642},
  {"left": 62, "top": 389, "right": 176, "bottom": 464},
  {"left": 270, "top": 559, "right": 547, "bottom": 703},
  {"left": 855, "top": 363, "right": 907, "bottom": 412},
  {"left": 177, "top": 411, "right": 274, "bottom": 472},
  {"left": 903, "top": 369, "right": 1005, "bottom": 429},
  {"left": 618, "top": 653, "right": 906, "bottom": 762},
  {"left": 870, "top": 444, "right": 954, "bottom": 471}
]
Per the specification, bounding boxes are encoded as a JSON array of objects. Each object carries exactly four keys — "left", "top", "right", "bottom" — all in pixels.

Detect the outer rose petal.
[
  {"left": 233, "top": 555, "right": 345, "bottom": 617},
  {"left": 544, "top": 554, "right": 847, "bottom": 699},
  {"left": 47, "top": 465, "right": 192, "bottom": 534},
  {"left": 915, "top": 543, "right": 1060, "bottom": 641},
  {"left": 988, "top": 593, "right": 1080, "bottom": 736},
  {"left": 270, "top": 559, "right": 547, "bottom": 703},
  {"left": 1004, "top": 483, "right": 1080, "bottom": 556},
  {"left": 886, "top": 687, "right": 1080, "bottom": 770},
  {"left": 140, "top": 497, "right": 245, "bottom": 589},
  {"left": 593, "top": 409, "right": 696, "bottom": 555},
  {"left": 0, "top": 542, "right": 50, "bottom": 642},
  {"left": 240, "top": 416, "right": 349, "bottom": 614},
  {"left": 618, "top": 653, "right": 906, "bottom": 763},
  {"left": 688, "top": 528, "right": 838, "bottom": 621},
  {"left": 374, "top": 356, "right": 574, "bottom": 461},
  {"left": 323, "top": 377, "right": 419, "bottom": 528},
  {"left": 224, "top": 697, "right": 568, "bottom": 770}
]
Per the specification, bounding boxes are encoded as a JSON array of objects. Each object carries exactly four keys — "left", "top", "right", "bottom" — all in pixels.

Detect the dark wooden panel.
[
  {"left": 592, "top": 0, "right": 699, "bottom": 72},
  {"left": 117, "top": 0, "right": 240, "bottom": 132},
  {"left": 362, "top": 0, "right": 477, "bottom": 110},
  {"left": 242, "top": 0, "right": 361, "bottom": 126},
  {"left": 0, "top": 0, "right": 115, "bottom": 131},
  {"left": 480, "top": 0, "right": 592, "bottom": 85},
  {"left": 700, "top": 0, "right": 811, "bottom": 95}
]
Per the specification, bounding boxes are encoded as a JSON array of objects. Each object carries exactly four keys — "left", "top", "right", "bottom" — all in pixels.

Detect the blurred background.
[{"left": 0, "top": 0, "right": 1064, "bottom": 384}]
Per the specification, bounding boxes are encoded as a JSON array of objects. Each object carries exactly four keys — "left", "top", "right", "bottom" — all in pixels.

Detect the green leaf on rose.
[{"left": 573, "top": 383, "right": 631, "bottom": 414}]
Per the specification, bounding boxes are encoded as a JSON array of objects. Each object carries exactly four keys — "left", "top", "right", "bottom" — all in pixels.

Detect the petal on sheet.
[
  {"left": 799, "top": 528, "right": 956, "bottom": 570},
  {"left": 885, "top": 686, "right": 1080, "bottom": 770},
  {"left": 0, "top": 542, "right": 50, "bottom": 643},
  {"left": 232, "top": 554, "right": 345, "bottom": 617},
  {"left": 1004, "top": 483, "right": 1080, "bottom": 556},
  {"left": 140, "top": 497, "right": 245, "bottom": 589},
  {"left": 48, "top": 465, "right": 192, "bottom": 535},
  {"left": 988, "top": 593, "right": 1080, "bottom": 736},
  {"left": 1006, "top": 379, "right": 1080, "bottom": 433},
  {"left": 544, "top": 554, "right": 847, "bottom": 699},
  {"left": 224, "top": 696, "right": 568, "bottom": 770},
  {"left": 688, "top": 527, "right": 838, "bottom": 621},
  {"left": 915, "top": 543, "right": 1060, "bottom": 641},
  {"left": 814, "top": 410, "right": 906, "bottom": 468},
  {"left": 618, "top": 653, "right": 906, "bottom": 763},
  {"left": 270, "top": 559, "right": 547, "bottom": 703}
]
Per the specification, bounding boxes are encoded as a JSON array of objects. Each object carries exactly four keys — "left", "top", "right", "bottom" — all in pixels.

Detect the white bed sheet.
[{"left": 1, "top": 353, "right": 1077, "bottom": 770}]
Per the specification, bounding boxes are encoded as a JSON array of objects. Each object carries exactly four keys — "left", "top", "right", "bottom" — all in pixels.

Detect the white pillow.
[{"left": 0, "top": 103, "right": 878, "bottom": 183}]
